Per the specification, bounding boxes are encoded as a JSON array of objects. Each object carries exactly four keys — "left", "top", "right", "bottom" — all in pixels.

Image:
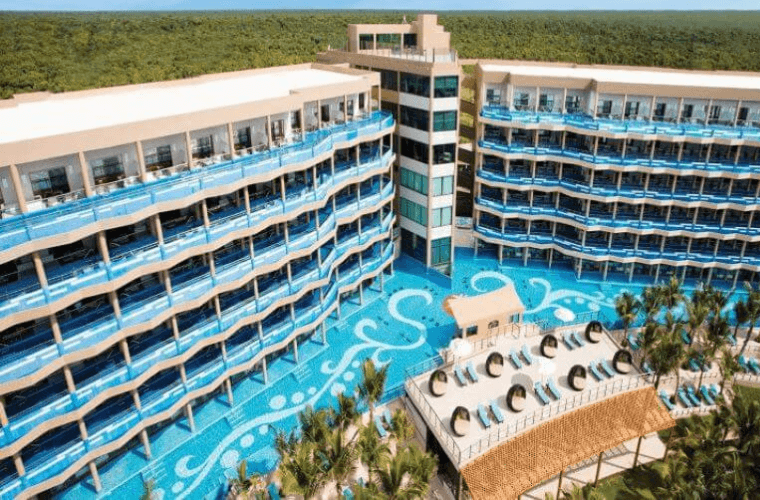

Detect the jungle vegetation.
[{"left": 2, "top": 11, "right": 760, "bottom": 99}]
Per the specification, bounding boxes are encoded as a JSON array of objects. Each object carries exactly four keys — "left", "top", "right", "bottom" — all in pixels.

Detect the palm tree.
[
  {"left": 717, "top": 347, "right": 740, "bottom": 394},
  {"left": 357, "top": 358, "right": 389, "bottom": 422},
  {"left": 279, "top": 440, "right": 329, "bottom": 500},
  {"left": 735, "top": 298, "right": 750, "bottom": 353},
  {"left": 229, "top": 460, "right": 253, "bottom": 495},
  {"left": 358, "top": 423, "right": 390, "bottom": 484},
  {"left": 298, "top": 405, "right": 331, "bottom": 445},
  {"left": 389, "top": 408, "right": 414, "bottom": 443},
  {"left": 374, "top": 446, "right": 434, "bottom": 499},
  {"left": 351, "top": 482, "right": 386, "bottom": 500},
  {"left": 563, "top": 483, "right": 605, "bottom": 500},
  {"left": 648, "top": 333, "right": 682, "bottom": 389},
  {"left": 321, "top": 427, "right": 358, "bottom": 497},
  {"left": 642, "top": 286, "right": 664, "bottom": 321},
  {"left": 739, "top": 282, "right": 760, "bottom": 355},
  {"left": 660, "top": 277, "right": 684, "bottom": 311},
  {"left": 654, "top": 452, "right": 702, "bottom": 499},
  {"left": 333, "top": 391, "right": 360, "bottom": 439},
  {"left": 615, "top": 291, "right": 640, "bottom": 345}
]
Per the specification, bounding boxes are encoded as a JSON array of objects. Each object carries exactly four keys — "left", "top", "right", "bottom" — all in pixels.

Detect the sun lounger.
[
  {"left": 343, "top": 486, "right": 355, "bottom": 500},
  {"left": 547, "top": 378, "right": 562, "bottom": 400},
  {"left": 477, "top": 403, "right": 491, "bottom": 428},
  {"left": 521, "top": 344, "right": 533, "bottom": 365},
  {"left": 509, "top": 349, "right": 523, "bottom": 369},
  {"left": 534, "top": 381, "right": 550, "bottom": 405},
  {"left": 589, "top": 362, "right": 604, "bottom": 381},
  {"left": 627, "top": 334, "right": 640, "bottom": 351},
  {"left": 382, "top": 409, "right": 392, "bottom": 425},
  {"left": 268, "top": 483, "right": 281, "bottom": 500},
  {"left": 599, "top": 359, "right": 615, "bottom": 378},
  {"left": 686, "top": 386, "right": 701, "bottom": 406},
  {"left": 677, "top": 388, "right": 693, "bottom": 408},
  {"left": 738, "top": 355, "right": 752, "bottom": 373},
  {"left": 572, "top": 331, "right": 585, "bottom": 347},
  {"left": 689, "top": 358, "right": 701, "bottom": 372},
  {"left": 641, "top": 361, "right": 653, "bottom": 375},
  {"left": 681, "top": 330, "right": 691, "bottom": 344},
  {"left": 727, "top": 334, "right": 737, "bottom": 346},
  {"left": 489, "top": 400, "right": 504, "bottom": 424},
  {"left": 466, "top": 361, "right": 479, "bottom": 382},
  {"left": 454, "top": 365, "right": 468, "bottom": 385},
  {"left": 659, "top": 390, "right": 675, "bottom": 411},
  {"left": 749, "top": 357, "right": 760, "bottom": 374},
  {"left": 374, "top": 415, "right": 388, "bottom": 437},
  {"left": 562, "top": 332, "right": 575, "bottom": 350},
  {"left": 700, "top": 385, "right": 715, "bottom": 405},
  {"left": 710, "top": 384, "right": 720, "bottom": 399}
]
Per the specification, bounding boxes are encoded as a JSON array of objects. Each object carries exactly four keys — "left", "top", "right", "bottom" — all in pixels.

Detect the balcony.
[
  {"left": 474, "top": 225, "right": 757, "bottom": 270},
  {"left": 0, "top": 149, "right": 394, "bottom": 329},
  {"left": 475, "top": 197, "right": 760, "bottom": 240},
  {"left": 0, "top": 111, "right": 394, "bottom": 257},
  {"left": 480, "top": 139, "right": 760, "bottom": 178},
  {"left": 0, "top": 240, "right": 395, "bottom": 500},
  {"left": 480, "top": 107, "right": 760, "bottom": 142},
  {"left": 0, "top": 216, "right": 393, "bottom": 457},
  {"left": 476, "top": 170, "right": 760, "bottom": 210}
]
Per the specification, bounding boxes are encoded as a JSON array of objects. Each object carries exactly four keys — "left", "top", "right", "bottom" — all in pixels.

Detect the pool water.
[{"left": 57, "top": 249, "right": 745, "bottom": 500}]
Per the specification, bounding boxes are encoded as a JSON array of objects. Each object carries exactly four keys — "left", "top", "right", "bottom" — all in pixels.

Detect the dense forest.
[{"left": 2, "top": 11, "right": 760, "bottom": 99}]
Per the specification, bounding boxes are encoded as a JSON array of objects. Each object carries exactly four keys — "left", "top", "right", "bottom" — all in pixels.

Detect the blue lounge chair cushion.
[
  {"left": 521, "top": 345, "right": 533, "bottom": 365},
  {"left": 739, "top": 356, "right": 751, "bottom": 373},
  {"left": 710, "top": 384, "right": 720, "bottom": 398},
  {"left": 681, "top": 330, "right": 691, "bottom": 344},
  {"left": 727, "top": 334, "right": 737, "bottom": 346},
  {"left": 689, "top": 358, "right": 701, "bottom": 372},
  {"left": 374, "top": 415, "right": 387, "bottom": 437},
  {"left": 600, "top": 359, "right": 615, "bottom": 378},
  {"left": 749, "top": 358, "right": 760, "bottom": 374},
  {"left": 547, "top": 378, "right": 562, "bottom": 400},
  {"left": 641, "top": 361, "right": 653, "bottom": 374},
  {"left": 343, "top": 487, "right": 355, "bottom": 500},
  {"left": 534, "top": 382, "right": 550, "bottom": 405},
  {"left": 700, "top": 386, "right": 715, "bottom": 405},
  {"left": 454, "top": 365, "right": 468, "bottom": 385},
  {"left": 659, "top": 390, "right": 675, "bottom": 411},
  {"left": 477, "top": 403, "right": 491, "bottom": 428},
  {"left": 382, "top": 409, "right": 392, "bottom": 425},
  {"left": 509, "top": 350, "right": 523, "bottom": 369},
  {"left": 572, "top": 331, "right": 585, "bottom": 347},
  {"left": 627, "top": 334, "right": 640, "bottom": 350},
  {"left": 268, "top": 483, "right": 282, "bottom": 500},
  {"left": 589, "top": 363, "right": 603, "bottom": 381},
  {"left": 489, "top": 400, "right": 504, "bottom": 423},
  {"left": 677, "top": 388, "right": 692, "bottom": 408},
  {"left": 687, "top": 386, "right": 701, "bottom": 406},
  {"left": 562, "top": 332, "right": 575, "bottom": 350},
  {"left": 466, "top": 361, "right": 479, "bottom": 382}
]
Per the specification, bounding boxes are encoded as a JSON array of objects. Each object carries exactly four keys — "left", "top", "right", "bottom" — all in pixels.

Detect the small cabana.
[{"left": 447, "top": 285, "right": 525, "bottom": 342}]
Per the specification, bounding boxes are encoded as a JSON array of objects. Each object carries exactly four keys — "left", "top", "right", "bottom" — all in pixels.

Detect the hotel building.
[
  {"left": 0, "top": 63, "right": 395, "bottom": 498},
  {"left": 472, "top": 62, "right": 760, "bottom": 287},
  {"left": 319, "top": 14, "right": 461, "bottom": 272}
]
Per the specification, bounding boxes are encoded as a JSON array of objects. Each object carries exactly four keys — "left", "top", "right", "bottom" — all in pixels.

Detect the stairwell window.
[
  {"left": 400, "top": 168, "right": 428, "bottom": 195},
  {"left": 431, "top": 176, "right": 454, "bottom": 196},
  {"left": 431, "top": 237, "right": 451, "bottom": 266},
  {"left": 399, "top": 197, "right": 427, "bottom": 226},
  {"left": 433, "top": 110, "right": 457, "bottom": 131},
  {"left": 431, "top": 206, "right": 452, "bottom": 227},
  {"left": 433, "top": 143, "right": 455, "bottom": 164}
]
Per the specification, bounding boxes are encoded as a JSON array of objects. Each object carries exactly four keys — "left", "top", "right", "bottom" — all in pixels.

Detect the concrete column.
[
  {"left": 225, "top": 379, "right": 234, "bottom": 406},
  {"left": 8, "top": 164, "right": 27, "bottom": 213},
  {"left": 185, "top": 404, "right": 196, "bottom": 432},
  {"left": 32, "top": 252, "right": 48, "bottom": 288},
  {"left": 96, "top": 232, "right": 111, "bottom": 265},
  {"left": 78, "top": 151, "right": 93, "bottom": 197},
  {"left": 227, "top": 122, "right": 236, "bottom": 156},
  {"left": 293, "top": 338, "right": 299, "bottom": 364},
  {"left": 262, "top": 357, "right": 269, "bottom": 384},
  {"left": 140, "top": 430, "right": 152, "bottom": 459},
  {"left": 185, "top": 131, "right": 193, "bottom": 167},
  {"left": 13, "top": 454, "right": 25, "bottom": 477},
  {"left": 134, "top": 141, "right": 147, "bottom": 183}
]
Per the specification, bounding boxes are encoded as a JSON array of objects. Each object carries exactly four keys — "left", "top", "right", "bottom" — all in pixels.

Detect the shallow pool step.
[
  {"left": 226, "top": 407, "right": 247, "bottom": 427},
  {"left": 292, "top": 363, "right": 312, "bottom": 384},
  {"left": 141, "top": 461, "right": 167, "bottom": 483}
]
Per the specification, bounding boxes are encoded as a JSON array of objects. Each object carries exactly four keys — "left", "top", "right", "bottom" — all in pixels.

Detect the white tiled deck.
[{"left": 407, "top": 324, "right": 648, "bottom": 468}]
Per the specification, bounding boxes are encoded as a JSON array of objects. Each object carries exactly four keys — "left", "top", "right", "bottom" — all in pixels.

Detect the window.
[
  {"left": 400, "top": 105, "right": 429, "bottom": 131},
  {"left": 320, "top": 105, "right": 330, "bottom": 123},
  {"left": 379, "top": 69, "right": 398, "bottom": 91},
  {"left": 431, "top": 237, "right": 451, "bottom": 266},
  {"left": 381, "top": 101, "right": 397, "bottom": 121},
  {"left": 400, "top": 137, "right": 429, "bottom": 163},
  {"left": 486, "top": 88, "right": 501, "bottom": 106},
  {"left": 400, "top": 73, "right": 430, "bottom": 97},
  {"left": 399, "top": 197, "right": 427, "bottom": 226},
  {"left": 654, "top": 103, "right": 667, "bottom": 121},
  {"left": 91, "top": 156, "right": 124, "bottom": 184},
  {"left": 346, "top": 100, "right": 354, "bottom": 118},
  {"left": 488, "top": 320, "right": 499, "bottom": 329},
  {"left": 433, "top": 143, "right": 455, "bottom": 164},
  {"left": 434, "top": 76, "right": 458, "bottom": 98},
  {"left": 598, "top": 100, "right": 613, "bottom": 116},
  {"left": 359, "top": 34, "right": 373, "bottom": 50},
  {"left": 29, "top": 167, "right": 70, "bottom": 199},
  {"left": 624, "top": 101, "right": 640, "bottom": 119},
  {"left": 290, "top": 110, "right": 301, "bottom": 129},
  {"left": 538, "top": 94, "right": 554, "bottom": 112},
  {"left": 376, "top": 33, "right": 400, "bottom": 49},
  {"left": 514, "top": 93, "right": 530, "bottom": 110},
  {"left": 681, "top": 104, "right": 694, "bottom": 120},
  {"left": 403, "top": 33, "right": 417, "bottom": 49},
  {"left": 431, "top": 176, "right": 454, "bottom": 196},
  {"left": 431, "top": 206, "right": 452, "bottom": 227},
  {"left": 359, "top": 93, "right": 365, "bottom": 110},
  {"left": 738, "top": 107, "right": 749, "bottom": 124},
  {"left": 399, "top": 168, "right": 428, "bottom": 195},
  {"left": 707, "top": 105, "right": 722, "bottom": 124},
  {"left": 193, "top": 136, "right": 214, "bottom": 159},
  {"left": 145, "top": 145, "right": 173, "bottom": 170},
  {"left": 235, "top": 127, "right": 251, "bottom": 150},
  {"left": 271, "top": 120, "right": 285, "bottom": 141},
  {"left": 433, "top": 110, "right": 457, "bottom": 131},
  {"left": 565, "top": 95, "right": 581, "bottom": 114},
  {"left": 401, "top": 227, "right": 426, "bottom": 263}
]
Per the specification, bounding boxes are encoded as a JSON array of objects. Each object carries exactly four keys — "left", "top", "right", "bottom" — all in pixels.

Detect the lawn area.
[
  {"left": 734, "top": 383, "right": 760, "bottom": 402},
  {"left": 594, "top": 463, "right": 662, "bottom": 500}
]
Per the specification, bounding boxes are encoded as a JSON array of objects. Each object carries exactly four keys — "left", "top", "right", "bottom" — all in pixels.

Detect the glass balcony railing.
[
  {"left": 0, "top": 215, "right": 394, "bottom": 454},
  {"left": 475, "top": 197, "right": 759, "bottom": 238},
  {"left": 474, "top": 225, "right": 756, "bottom": 269},
  {"left": 481, "top": 107, "right": 760, "bottom": 142},
  {"left": 0, "top": 149, "right": 393, "bottom": 324},
  {"left": 0, "top": 111, "right": 394, "bottom": 254},
  {"left": 0, "top": 240, "right": 395, "bottom": 499},
  {"left": 479, "top": 139, "right": 760, "bottom": 176},
  {"left": 476, "top": 169, "right": 760, "bottom": 208}
]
